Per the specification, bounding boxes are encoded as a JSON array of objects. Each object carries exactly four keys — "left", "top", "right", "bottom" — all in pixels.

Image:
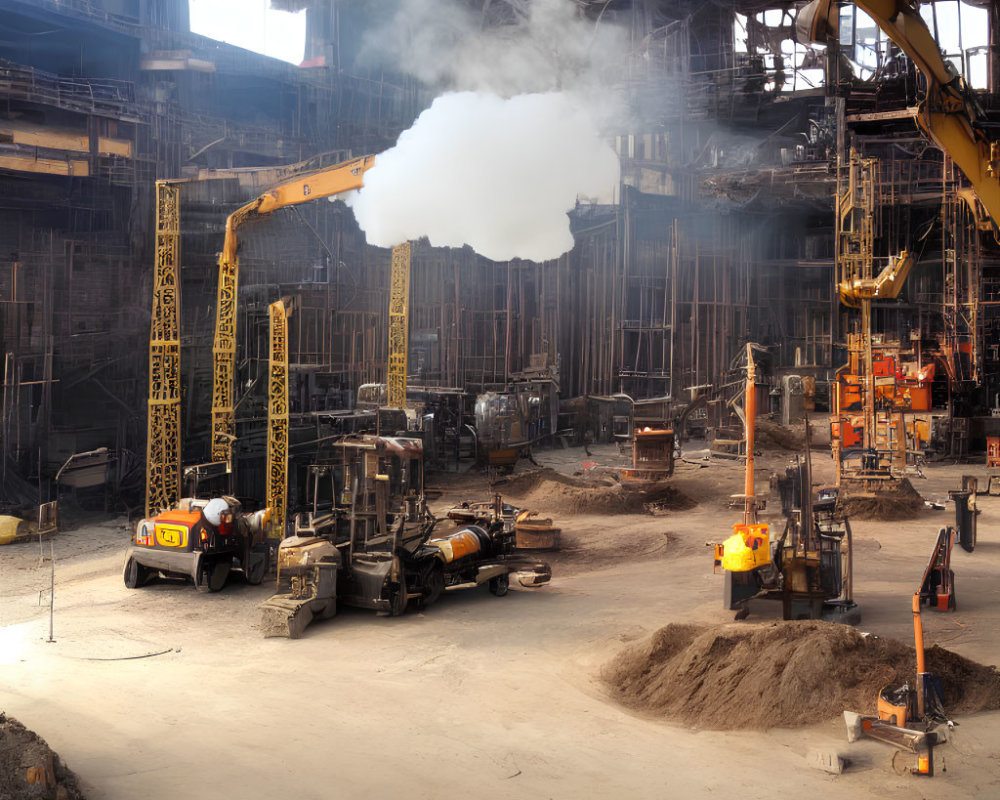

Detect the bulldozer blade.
[
  {"left": 261, "top": 596, "right": 317, "bottom": 639},
  {"left": 515, "top": 563, "right": 552, "bottom": 587}
]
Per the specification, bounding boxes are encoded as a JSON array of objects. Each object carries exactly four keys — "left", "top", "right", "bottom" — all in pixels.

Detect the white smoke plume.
[
  {"left": 346, "top": 0, "right": 629, "bottom": 262},
  {"left": 368, "top": 0, "right": 629, "bottom": 102},
  {"left": 347, "top": 91, "right": 620, "bottom": 263}
]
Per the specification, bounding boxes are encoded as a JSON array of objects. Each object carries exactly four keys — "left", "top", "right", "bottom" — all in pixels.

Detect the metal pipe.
[
  {"left": 912, "top": 591, "right": 926, "bottom": 719},
  {"left": 744, "top": 343, "right": 756, "bottom": 524}
]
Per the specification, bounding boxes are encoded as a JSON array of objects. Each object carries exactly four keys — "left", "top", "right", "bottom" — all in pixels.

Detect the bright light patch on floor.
[
  {"left": 189, "top": 0, "right": 306, "bottom": 66},
  {"left": 0, "top": 623, "right": 31, "bottom": 665}
]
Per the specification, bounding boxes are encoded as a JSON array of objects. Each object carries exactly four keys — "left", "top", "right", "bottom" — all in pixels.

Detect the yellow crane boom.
[
  {"left": 210, "top": 154, "right": 375, "bottom": 465},
  {"left": 801, "top": 0, "right": 1000, "bottom": 228}
]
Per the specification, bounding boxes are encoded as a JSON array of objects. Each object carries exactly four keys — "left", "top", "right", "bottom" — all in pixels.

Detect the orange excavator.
[{"left": 843, "top": 525, "right": 958, "bottom": 777}]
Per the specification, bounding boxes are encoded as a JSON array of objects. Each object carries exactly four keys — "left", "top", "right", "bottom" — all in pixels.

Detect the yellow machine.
[
  {"left": 266, "top": 299, "right": 290, "bottom": 539},
  {"left": 146, "top": 153, "right": 415, "bottom": 546},
  {"left": 145, "top": 155, "right": 375, "bottom": 519},
  {"left": 387, "top": 241, "right": 412, "bottom": 409},
  {"left": 801, "top": 1, "right": 1000, "bottom": 229},
  {"left": 716, "top": 345, "right": 856, "bottom": 622},
  {"left": 210, "top": 155, "right": 376, "bottom": 467},
  {"left": 799, "top": 1, "right": 1000, "bottom": 489},
  {"left": 831, "top": 152, "right": 932, "bottom": 485}
]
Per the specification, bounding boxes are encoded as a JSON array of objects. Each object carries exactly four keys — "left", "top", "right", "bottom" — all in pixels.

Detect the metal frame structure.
[
  {"left": 266, "top": 299, "right": 289, "bottom": 539},
  {"left": 210, "top": 154, "right": 374, "bottom": 465},
  {"left": 145, "top": 180, "right": 182, "bottom": 517},
  {"left": 387, "top": 242, "right": 411, "bottom": 409}
]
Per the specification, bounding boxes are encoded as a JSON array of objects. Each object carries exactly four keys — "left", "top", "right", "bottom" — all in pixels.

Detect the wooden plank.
[
  {"left": 0, "top": 154, "right": 89, "bottom": 176},
  {"left": 140, "top": 56, "right": 216, "bottom": 73},
  {"left": 0, "top": 121, "right": 131, "bottom": 157}
]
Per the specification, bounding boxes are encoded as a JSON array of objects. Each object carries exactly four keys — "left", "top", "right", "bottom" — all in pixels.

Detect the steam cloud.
[
  {"left": 370, "top": 0, "right": 628, "bottom": 101},
  {"left": 347, "top": 91, "right": 620, "bottom": 263},
  {"left": 345, "top": 0, "right": 628, "bottom": 262}
]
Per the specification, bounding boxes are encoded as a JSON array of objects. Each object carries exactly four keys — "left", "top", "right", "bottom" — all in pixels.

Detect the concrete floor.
[{"left": 2, "top": 442, "right": 1000, "bottom": 799}]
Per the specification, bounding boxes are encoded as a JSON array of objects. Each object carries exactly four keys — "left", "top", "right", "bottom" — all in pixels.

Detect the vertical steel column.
[
  {"left": 145, "top": 181, "right": 182, "bottom": 517},
  {"left": 387, "top": 242, "right": 411, "bottom": 408},
  {"left": 210, "top": 212, "right": 242, "bottom": 466},
  {"left": 266, "top": 299, "right": 289, "bottom": 539}
]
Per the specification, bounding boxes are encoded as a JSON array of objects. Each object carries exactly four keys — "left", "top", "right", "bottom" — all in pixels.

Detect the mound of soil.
[
  {"left": 602, "top": 621, "right": 1000, "bottom": 731},
  {"left": 839, "top": 477, "right": 925, "bottom": 520},
  {"left": 496, "top": 468, "right": 697, "bottom": 515},
  {"left": 754, "top": 419, "right": 807, "bottom": 452},
  {"left": 0, "top": 713, "right": 87, "bottom": 799}
]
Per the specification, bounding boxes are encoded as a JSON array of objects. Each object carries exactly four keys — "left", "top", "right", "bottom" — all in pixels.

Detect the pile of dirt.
[
  {"left": 0, "top": 713, "right": 87, "bottom": 799},
  {"left": 601, "top": 621, "right": 1000, "bottom": 731},
  {"left": 754, "top": 419, "right": 807, "bottom": 452},
  {"left": 497, "top": 468, "right": 696, "bottom": 515},
  {"left": 839, "top": 476, "right": 925, "bottom": 520}
]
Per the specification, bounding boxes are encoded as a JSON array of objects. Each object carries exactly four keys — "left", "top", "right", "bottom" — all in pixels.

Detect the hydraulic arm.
[
  {"left": 210, "top": 154, "right": 375, "bottom": 465},
  {"left": 802, "top": 1, "right": 1000, "bottom": 227}
]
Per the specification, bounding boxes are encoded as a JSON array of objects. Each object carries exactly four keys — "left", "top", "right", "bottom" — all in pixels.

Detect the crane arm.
[
  {"left": 801, "top": 1, "right": 1000, "bottom": 227},
  {"left": 220, "top": 154, "right": 375, "bottom": 264},
  {"left": 839, "top": 249, "right": 915, "bottom": 307},
  {"left": 211, "top": 154, "right": 375, "bottom": 464}
]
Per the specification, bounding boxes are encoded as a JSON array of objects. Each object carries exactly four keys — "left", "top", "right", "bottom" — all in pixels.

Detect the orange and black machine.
[
  {"left": 124, "top": 497, "right": 271, "bottom": 592},
  {"left": 859, "top": 525, "right": 960, "bottom": 778},
  {"left": 715, "top": 344, "right": 856, "bottom": 622}
]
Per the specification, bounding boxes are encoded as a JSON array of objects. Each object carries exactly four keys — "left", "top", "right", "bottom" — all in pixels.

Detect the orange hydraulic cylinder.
[
  {"left": 744, "top": 345, "right": 756, "bottom": 520},
  {"left": 913, "top": 592, "right": 926, "bottom": 719}
]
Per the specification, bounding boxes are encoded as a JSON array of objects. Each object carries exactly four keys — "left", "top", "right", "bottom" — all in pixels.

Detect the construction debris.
[
  {"left": 807, "top": 749, "right": 846, "bottom": 775},
  {"left": 0, "top": 713, "right": 86, "bottom": 800}
]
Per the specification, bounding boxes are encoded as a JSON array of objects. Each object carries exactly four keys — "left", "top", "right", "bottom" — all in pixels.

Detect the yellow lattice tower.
[
  {"left": 266, "top": 299, "right": 289, "bottom": 539},
  {"left": 145, "top": 181, "right": 182, "bottom": 517},
  {"left": 838, "top": 153, "right": 879, "bottom": 452},
  {"left": 387, "top": 242, "right": 411, "bottom": 409},
  {"left": 210, "top": 209, "right": 247, "bottom": 465}
]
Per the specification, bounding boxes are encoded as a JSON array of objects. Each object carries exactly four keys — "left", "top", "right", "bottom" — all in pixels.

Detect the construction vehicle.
[
  {"left": 145, "top": 154, "right": 379, "bottom": 562},
  {"left": 445, "top": 495, "right": 561, "bottom": 551},
  {"left": 260, "top": 435, "right": 551, "bottom": 638},
  {"left": 843, "top": 524, "right": 964, "bottom": 777},
  {"left": 124, "top": 497, "right": 271, "bottom": 592},
  {"left": 620, "top": 427, "right": 675, "bottom": 483},
  {"left": 715, "top": 345, "right": 857, "bottom": 621},
  {"left": 829, "top": 152, "right": 933, "bottom": 500},
  {"left": 209, "top": 154, "right": 375, "bottom": 469}
]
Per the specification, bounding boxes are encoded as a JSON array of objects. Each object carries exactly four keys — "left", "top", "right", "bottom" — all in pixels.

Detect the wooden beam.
[
  {"left": 0, "top": 120, "right": 131, "bottom": 157},
  {"left": 0, "top": 155, "right": 89, "bottom": 176}
]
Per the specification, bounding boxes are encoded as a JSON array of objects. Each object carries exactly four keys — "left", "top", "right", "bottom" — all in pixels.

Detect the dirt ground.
[{"left": 3, "top": 424, "right": 1000, "bottom": 799}]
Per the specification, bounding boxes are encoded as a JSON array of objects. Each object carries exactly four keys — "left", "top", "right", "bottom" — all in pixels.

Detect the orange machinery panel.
[
  {"left": 872, "top": 357, "right": 895, "bottom": 378},
  {"left": 988, "top": 437, "right": 1000, "bottom": 469},
  {"left": 832, "top": 419, "right": 863, "bottom": 448},
  {"left": 905, "top": 385, "right": 932, "bottom": 411},
  {"left": 838, "top": 375, "right": 862, "bottom": 411}
]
